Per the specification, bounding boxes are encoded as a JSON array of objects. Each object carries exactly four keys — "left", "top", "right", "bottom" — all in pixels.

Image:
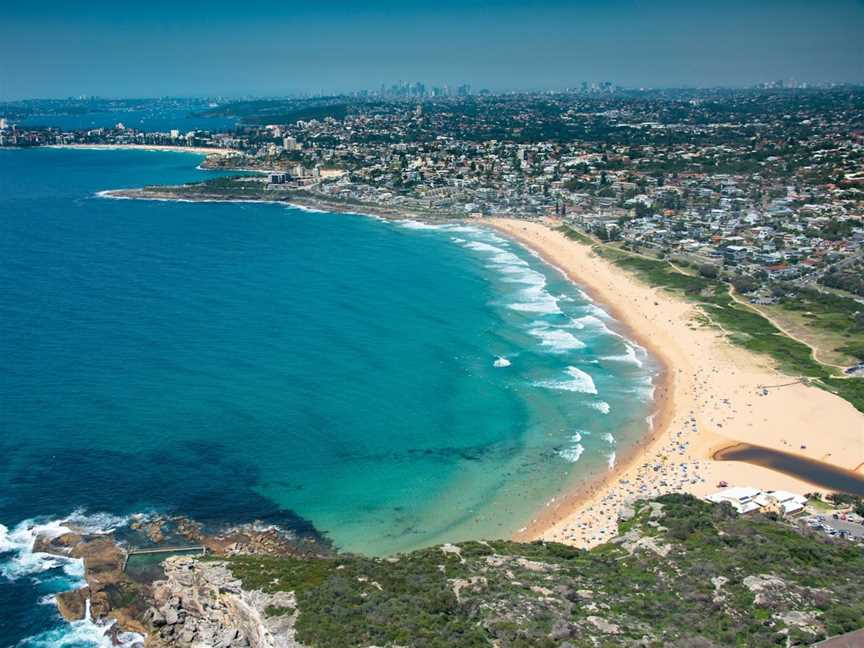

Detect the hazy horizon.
[{"left": 1, "top": 0, "right": 863, "bottom": 101}]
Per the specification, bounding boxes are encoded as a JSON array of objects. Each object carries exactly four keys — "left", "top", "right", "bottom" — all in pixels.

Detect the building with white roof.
[{"left": 705, "top": 487, "right": 807, "bottom": 516}]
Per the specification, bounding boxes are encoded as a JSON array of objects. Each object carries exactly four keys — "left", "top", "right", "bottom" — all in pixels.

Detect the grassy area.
[
  {"left": 556, "top": 226, "right": 864, "bottom": 413},
  {"left": 768, "top": 289, "right": 864, "bottom": 365},
  {"left": 223, "top": 495, "right": 864, "bottom": 647}
]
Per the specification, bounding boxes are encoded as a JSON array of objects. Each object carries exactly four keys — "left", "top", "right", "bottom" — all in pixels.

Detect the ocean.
[
  {"left": 0, "top": 148, "right": 658, "bottom": 646},
  {"left": 18, "top": 109, "right": 237, "bottom": 133}
]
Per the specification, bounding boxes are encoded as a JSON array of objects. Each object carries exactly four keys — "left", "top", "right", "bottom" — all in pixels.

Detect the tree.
[
  {"left": 732, "top": 276, "right": 758, "bottom": 293},
  {"left": 698, "top": 265, "right": 719, "bottom": 279},
  {"left": 634, "top": 202, "right": 652, "bottom": 218}
]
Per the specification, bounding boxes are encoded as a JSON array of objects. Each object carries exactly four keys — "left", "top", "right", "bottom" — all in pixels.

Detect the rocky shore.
[
  {"left": 33, "top": 515, "right": 328, "bottom": 647},
  {"left": 144, "top": 557, "right": 303, "bottom": 648},
  {"left": 99, "top": 183, "right": 461, "bottom": 223}
]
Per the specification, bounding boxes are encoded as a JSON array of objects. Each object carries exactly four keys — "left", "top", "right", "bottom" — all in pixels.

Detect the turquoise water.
[{"left": 0, "top": 148, "right": 657, "bottom": 646}]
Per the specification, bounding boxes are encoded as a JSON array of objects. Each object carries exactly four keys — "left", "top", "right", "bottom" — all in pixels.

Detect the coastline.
[
  {"left": 489, "top": 217, "right": 864, "bottom": 548},
  {"left": 47, "top": 143, "right": 242, "bottom": 156},
  {"left": 89, "top": 179, "right": 864, "bottom": 547},
  {"left": 98, "top": 186, "right": 448, "bottom": 223}
]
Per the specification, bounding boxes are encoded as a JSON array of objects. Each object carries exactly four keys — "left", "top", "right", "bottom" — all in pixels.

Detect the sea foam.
[
  {"left": 557, "top": 430, "right": 594, "bottom": 463},
  {"left": 536, "top": 366, "right": 598, "bottom": 394},
  {"left": 528, "top": 324, "right": 586, "bottom": 352},
  {"left": 590, "top": 401, "right": 611, "bottom": 414},
  {"left": 601, "top": 344, "right": 643, "bottom": 367},
  {"left": 0, "top": 512, "right": 128, "bottom": 581}
]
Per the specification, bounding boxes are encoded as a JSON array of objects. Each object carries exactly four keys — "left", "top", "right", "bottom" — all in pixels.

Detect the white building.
[
  {"left": 705, "top": 487, "right": 807, "bottom": 516},
  {"left": 754, "top": 490, "right": 807, "bottom": 515},
  {"left": 706, "top": 486, "right": 762, "bottom": 514}
]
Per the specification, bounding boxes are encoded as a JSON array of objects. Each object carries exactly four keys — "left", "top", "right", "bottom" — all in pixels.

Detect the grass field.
[
  {"left": 557, "top": 226, "right": 864, "bottom": 414},
  {"left": 764, "top": 290, "right": 864, "bottom": 366}
]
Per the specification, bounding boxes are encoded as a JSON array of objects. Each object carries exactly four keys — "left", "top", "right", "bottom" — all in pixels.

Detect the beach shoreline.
[
  {"left": 84, "top": 179, "right": 864, "bottom": 547},
  {"left": 489, "top": 217, "right": 864, "bottom": 548},
  {"left": 47, "top": 143, "right": 243, "bottom": 156}
]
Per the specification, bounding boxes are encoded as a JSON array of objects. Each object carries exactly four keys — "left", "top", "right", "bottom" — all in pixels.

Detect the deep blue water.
[
  {"left": 0, "top": 148, "right": 656, "bottom": 646},
  {"left": 19, "top": 108, "right": 236, "bottom": 133}
]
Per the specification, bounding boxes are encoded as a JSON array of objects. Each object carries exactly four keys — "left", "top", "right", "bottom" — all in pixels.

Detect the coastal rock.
[
  {"left": 33, "top": 531, "right": 82, "bottom": 553},
  {"left": 617, "top": 505, "right": 636, "bottom": 521},
  {"left": 56, "top": 587, "right": 88, "bottom": 621},
  {"left": 449, "top": 576, "right": 487, "bottom": 602},
  {"left": 110, "top": 607, "right": 150, "bottom": 636},
  {"left": 586, "top": 615, "right": 620, "bottom": 634},
  {"left": 743, "top": 574, "right": 787, "bottom": 606},
  {"left": 145, "top": 556, "right": 307, "bottom": 648}
]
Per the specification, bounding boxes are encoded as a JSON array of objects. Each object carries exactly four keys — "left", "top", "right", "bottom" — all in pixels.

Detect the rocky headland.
[{"left": 31, "top": 495, "right": 864, "bottom": 647}]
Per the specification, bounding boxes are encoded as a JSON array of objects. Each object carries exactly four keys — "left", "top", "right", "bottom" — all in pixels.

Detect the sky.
[{"left": 1, "top": 0, "right": 862, "bottom": 100}]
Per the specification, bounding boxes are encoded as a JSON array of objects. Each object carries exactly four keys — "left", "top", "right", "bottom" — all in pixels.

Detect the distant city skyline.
[{"left": 1, "top": 0, "right": 863, "bottom": 101}]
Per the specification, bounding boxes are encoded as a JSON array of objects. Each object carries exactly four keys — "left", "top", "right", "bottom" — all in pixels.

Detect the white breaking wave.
[
  {"left": 463, "top": 241, "right": 531, "bottom": 271},
  {"left": 535, "top": 366, "right": 598, "bottom": 394},
  {"left": 3, "top": 513, "right": 143, "bottom": 647},
  {"left": 573, "top": 312, "right": 627, "bottom": 341},
  {"left": 0, "top": 511, "right": 129, "bottom": 581},
  {"left": 0, "top": 519, "right": 83, "bottom": 581},
  {"left": 62, "top": 511, "right": 128, "bottom": 535},
  {"left": 445, "top": 224, "right": 484, "bottom": 235},
  {"left": 607, "top": 452, "right": 617, "bottom": 470},
  {"left": 635, "top": 375, "right": 656, "bottom": 401},
  {"left": 509, "top": 295, "right": 561, "bottom": 315},
  {"left": 557, "top": 430, "right": 593, "bottom": 463},
  {"left": 602, "top": 432, "right": 616, "bottom": 445},
  {"left": 557, "top": 444, "right": 584, "bottom": 463},
  {"left": 492, "top": 251, "right": 530, "bottom": 267},
  {"left": 459, "top": 234, "right": 565, "bottom": 315},
  {"left": 19, "top": 613, "right": 145, "bottom": 648},
  {"left": 493, "top": 356, "right": 511, "bottom": 368},
  {"left": 288, "top": 203, "right": 327, "bottom": 214},
  {"left": 601, "top": 344, "right": 643, "bottom": 367},
  {"left": 463, "top": 240, "right": 506, "bottom": 253},
  {"left": 499, "top": 266, "right": 546, "bottom": 286},
  {"left": 557, "top": 443, "right": 585, "bottom": 463},
  {"left": 571, "top": 314, "right": 606, "bottom": 329},
  {"left": 590, "top": 401, "right": 611, "bottom": 414},
  {"left": 586, "top": 303, "right": 613, "bottom": 319},
  {"left": 399, "top": 220, "right": 444, "bottom": 230},
  {"left": 528, "top": 325, "right": 586, "bottom": 352}
]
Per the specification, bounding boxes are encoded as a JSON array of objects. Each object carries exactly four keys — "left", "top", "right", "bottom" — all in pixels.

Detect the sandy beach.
[{"left": 489, "top": 217, "right": 864, "bottom": 548}]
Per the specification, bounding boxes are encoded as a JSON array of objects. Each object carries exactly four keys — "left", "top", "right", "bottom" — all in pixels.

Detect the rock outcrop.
[{"left": 144, "top": 556, "right": 305, "bottom": 648}]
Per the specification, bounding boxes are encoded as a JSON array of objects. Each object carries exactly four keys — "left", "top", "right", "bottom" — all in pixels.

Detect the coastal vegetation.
[
  {"left": 192, "top": 98, "right": 350, "bottom": 125},
  {"left": 765, "top": 289, "right": 864, "bottom": 365},
  {"left": 558, "top": 226, "right": 864, "bottom": 414},
  {"left": 218, "top": 495, "right": 864, "bottom": 647}
]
